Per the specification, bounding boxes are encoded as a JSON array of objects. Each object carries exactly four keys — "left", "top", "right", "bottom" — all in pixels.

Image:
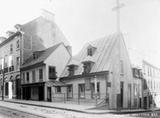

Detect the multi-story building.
[
  {"left": 0, "top": 10, "right": 71, "bottom": 99},
  {"left": 142, "top": 60, "right": 160, "bottom": 109},
  {"left": 132, "top": 67, "right": 143, "bottom": 108},
  {"left": 128, "top": 48, "right": 160, "bottom": 109},
  {"left": 20, "top": 43, "right": 71, "bottom": 101},
  {"left": 0, "top": 31, "right": 21, "bottom": 99}
]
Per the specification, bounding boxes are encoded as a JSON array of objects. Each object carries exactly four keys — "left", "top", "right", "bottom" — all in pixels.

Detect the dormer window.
[
  {"left": 87, "top": 48, "right": 93, "bottom": 56},
  {"left": 132, "top": 68, "right": 141, "bottom": 78},
  {"left": 68, "top": 65, "right": 77, "bottom": 76},
  {"left": 87, "top": 45, "right": 96, "bottom": 56},
  {"left": 33, "top": 53, "right": 38, "bottom": 59},
  {"left": 83, "top": 62, "right": 92, "bottom": 74}
]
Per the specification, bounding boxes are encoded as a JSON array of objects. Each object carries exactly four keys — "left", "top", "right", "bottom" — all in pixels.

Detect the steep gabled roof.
[
  {"left": 61, "top": 33, "right": 122, "bottom": 77},
  {"left": 21, "top": 43, "right": 61, "bottom": 69}
]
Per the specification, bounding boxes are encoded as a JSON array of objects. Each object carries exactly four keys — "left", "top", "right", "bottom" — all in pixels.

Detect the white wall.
[{"left": 45, "top": 44, "right": 71, "bottom": 79}]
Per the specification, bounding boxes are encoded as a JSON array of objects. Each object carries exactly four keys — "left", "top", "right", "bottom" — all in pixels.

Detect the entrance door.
[
  {"left": 39, "top": 86, "right": 44, "bottom": 101},
  {"left": 26, "top": 87, "right": 31, "bottom": 100},
  {"left": 78, "top": 84, "right": 85, "bottom": 98},
  {"left": 67, "top": 85, "right": 73, "bottom": 99},
  {"left": 16, "top": 79, "right": 21, "bottom": 99},
  {"left": 120, "top": 82, "right": 124, "bottom": 108},
  {"left": 128, "top": 84, "right": 132, "bottom": 108},
  {"left": 47, "top": 87, "right": 52, "bottom": 102}
]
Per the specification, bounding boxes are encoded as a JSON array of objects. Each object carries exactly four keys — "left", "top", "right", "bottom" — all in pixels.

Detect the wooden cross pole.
[{"left": 112, "top": 0, "right": 125, "bottom": 33}]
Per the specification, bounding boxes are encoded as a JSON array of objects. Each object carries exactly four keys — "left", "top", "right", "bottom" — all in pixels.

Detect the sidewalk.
[{"left": 3, "top": 99, "right": 154, "bottom": 114}]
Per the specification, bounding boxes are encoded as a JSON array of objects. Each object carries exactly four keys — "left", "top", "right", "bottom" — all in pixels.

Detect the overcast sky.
[{"left": 0, "top": 0, "right": 160, "bottom": 67}]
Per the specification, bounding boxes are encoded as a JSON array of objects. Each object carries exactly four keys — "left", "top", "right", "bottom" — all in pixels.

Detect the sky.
[{"left": 0, "top": 0, "right": 160, "bottom": 67}]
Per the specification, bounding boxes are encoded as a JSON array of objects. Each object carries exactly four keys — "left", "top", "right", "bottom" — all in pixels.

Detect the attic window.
[
  {"left": 87, "top": 48, "right": 93, "bottom": 56},
  {"left": 87, "top": 46, "right": 96, "bottom": 56},
  {"left": 68, "top": 65, "right": 76, "bottom": 76},
  {"left": 83, "top": 62, "right": 92, "bottom": 74},
  {"left": 33, "top": 53, "right": 37, "bottom": 59}
]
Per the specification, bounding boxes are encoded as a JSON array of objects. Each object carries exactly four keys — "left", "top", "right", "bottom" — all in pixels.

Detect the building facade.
[
  {"left": 57, "top": 33, "right": 137, "bottom": 109},
  {"left": 0, "top": 32, "right": 21, "bottom": 99},
  {"left": 0, "top": 10, "right": 71, "bottom": 99},
  {"left": 132, "top": 67, "right": 143, "bottom": 108},
  {"left": 21, "top": 43, "right": 71, "bottom": 101},
  {"left": 142, "top": 60, "right": 160, "bottom": 109}
]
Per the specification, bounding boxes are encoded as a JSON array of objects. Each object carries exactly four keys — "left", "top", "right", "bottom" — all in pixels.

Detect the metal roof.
[{"left": 61, "top": 33, "right": 121, "bottom": 77}]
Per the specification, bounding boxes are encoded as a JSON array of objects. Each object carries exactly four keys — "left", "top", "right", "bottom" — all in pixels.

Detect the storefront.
[{"left": 21, "top": 82, "right": 45, "bottom": 101}]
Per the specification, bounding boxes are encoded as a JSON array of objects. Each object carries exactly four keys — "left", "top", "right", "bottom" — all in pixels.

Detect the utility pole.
[{"left": 112, "top": 0, "right": 125, "bottom": 33}]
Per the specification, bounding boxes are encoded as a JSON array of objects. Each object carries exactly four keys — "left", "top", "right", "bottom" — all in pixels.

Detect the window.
[
  {"left": 8, "top": 56, "right": 14, "bottom": 72},
  {"left": 26, "top": 72, "right": 29, "bottom": 83},
  {"left": 87, "top": 48, "right": 93, "bottom": 56},
  {"left": 4, "top": 57, "right": 8, "bottom": 73},
  {"left": 10, "top": 44, "right": 13, "bottom": 54},
  {"left": 32, "top": 70, "right": 35, "bottom": 83},
  {"left": 49, "top": 66, "right": 56, "bottom": 79},
  {"left": 78, "top": 84, "right": 85, "bottom": 98},
  {"left": 120, "top": 60, "right": 124, "bottom": 75},
  {"left": 16, "top": 57, "right": 20, "bottom": 70},
  {"left": 5, "top": 83, "right": 8, "bottom": 96},
  {"left": 22, "top": 73, "right": 25, "bottom": 84},
  {"left": 39, "top": 68, "right": 43, "bottom": 81},
  {"left": 55, "top": 86, "right": 61, "bottom": 93},
  {"left": 16, "top": 40, "right": 20, "bottom": 49},
  {"left": 68, "top": 65, "right": 75, "bottom": 76},
  {"left": 91, "top": 83, "right": 100, "bottom": 99},
  {"left": 67, "top": 85, "right": 73, "bottom": 98},
  {"left": 83, "top": 62, "right": 92, "bottom": 74}
]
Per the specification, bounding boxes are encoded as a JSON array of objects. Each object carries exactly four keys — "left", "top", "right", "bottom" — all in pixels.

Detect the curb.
[{"left": 4, "top": 100, "right": 154, "bottom": 115}]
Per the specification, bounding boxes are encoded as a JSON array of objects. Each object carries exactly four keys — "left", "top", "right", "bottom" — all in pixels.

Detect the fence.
[{"left": 52, "top": 92, "right": 108, "bottom": 106}]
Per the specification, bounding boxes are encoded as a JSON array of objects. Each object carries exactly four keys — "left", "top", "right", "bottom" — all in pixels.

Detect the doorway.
[
  {"left": 120, "top": 82, "right": 124, "bottom": 108},
  {"left": 47, "top": 87, "right": 52, "bottom": 102},
  {"left": 39, "top": 86, "right": 44, "bottom": 101},
  {"left": 67, "top": 85, "right": 73, "bottom": 99}
]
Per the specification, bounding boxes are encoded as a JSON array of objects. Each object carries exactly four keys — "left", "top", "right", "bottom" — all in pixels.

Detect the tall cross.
[{"left": 112, "top": 0, "right": 125, "bottom": 33}]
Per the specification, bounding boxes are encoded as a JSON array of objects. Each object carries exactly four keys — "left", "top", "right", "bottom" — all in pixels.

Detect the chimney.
[
  {"left": 14, "top": 24, "right": 22, "bottom": 31},
  {"left": 41, "top": 9, "right": 55, "bottom": 22}
]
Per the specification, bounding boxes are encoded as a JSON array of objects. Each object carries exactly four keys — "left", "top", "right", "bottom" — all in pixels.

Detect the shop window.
[
  {"left": 91, "top": 82, "right": 100, "bottom": 99},
  {"left": 78, "top": 84, "right": 85, "bottom": 98}
]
